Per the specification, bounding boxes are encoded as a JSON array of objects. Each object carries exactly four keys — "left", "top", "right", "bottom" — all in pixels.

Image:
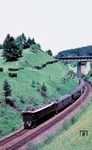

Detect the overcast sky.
[{"left": 0, "top": 0, "right": 92, "bottom": 54}]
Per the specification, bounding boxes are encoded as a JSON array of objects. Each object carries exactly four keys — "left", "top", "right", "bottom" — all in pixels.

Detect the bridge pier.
[
  {"left": 77, "top": 62, "right": 82, "bottom": 78},
  {"left": 85, "top": 62, "right": 91, "bottom": 75}
]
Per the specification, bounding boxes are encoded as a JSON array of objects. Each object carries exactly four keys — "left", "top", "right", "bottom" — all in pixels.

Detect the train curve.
[{"left": 0, "top": 81, "right": 91, "bottom": 150}]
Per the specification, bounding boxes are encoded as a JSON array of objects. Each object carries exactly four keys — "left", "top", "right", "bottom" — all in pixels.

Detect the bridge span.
[{"left": 59, "top": 56, "right": 92, "bottom": 78}]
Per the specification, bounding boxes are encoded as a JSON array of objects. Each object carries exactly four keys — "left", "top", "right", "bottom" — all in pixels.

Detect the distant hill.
[{"left": 57, "top": 45, "right": 92, "bottom": 58}]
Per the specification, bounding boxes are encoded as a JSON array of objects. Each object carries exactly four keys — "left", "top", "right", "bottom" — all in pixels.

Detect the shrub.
[
  {"left": 12, "top": 127, "right": 15, "bottom": 132},
  {"left": 37, "top": 88, "right": 40, "bottom": 92},
  {"left": 44, "top": 134, "right": 54, "bottom": 144},
  {"left": 56, "top": 86, "right": 61, "bottom": 91},
  {"left": 41, "top": 64, "right": 46, "bottom": 68},
  {"left": 35, "top": 66, "right": 41, "bottom": 69},
  {"left": 19, "top": 67, "right": 24, "bottom": 70},
  {"left": 8, "top": 72, "right": 17, "bottom": 77},
  {"left": 0, "top": 67, "right": 3, "bottom": 72},
  {"left": 20, "top": 99, "right": 25, "bottom": 104},
  {"left": 8, "top": 68, "right": 19, "bottom": 71},
  {"left": 41, "top": 82, "right": 47, "bottom": 92},
  {"left": 46, "top": 49, "right": 53, "bottom": 56},
  {"left": 70, "top": 116, "right": 78, "bottom": 125},
  {"left": 63, "top": 121, "right": 69, "bottom": 130},
  {"left": 31, "top": 80, "right": 35, "bottom": 88},
  {"left": 3, "top": 79, "right": 11, "bottom": 100},
  {"left": 5, "top": 98, "right": 16, "bottom": 108}
]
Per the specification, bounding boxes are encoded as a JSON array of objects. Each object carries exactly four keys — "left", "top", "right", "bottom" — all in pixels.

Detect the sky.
[{"left": 0, "top": 0, "right": 92, "bottom": 54}]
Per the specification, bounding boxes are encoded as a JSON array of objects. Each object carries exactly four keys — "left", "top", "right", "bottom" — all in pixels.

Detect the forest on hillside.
[{"left": 57, "top": 45, "right": 92, "bottom": 58}]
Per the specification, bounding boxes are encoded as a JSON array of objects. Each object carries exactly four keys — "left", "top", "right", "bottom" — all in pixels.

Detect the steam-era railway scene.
[
  {"left": 0, "top": 39, "right": 92, "bottom": 149},
  {"left": 1, "top": 1, "right": 92, "bottom": 149},
  {"left": 0, "top": 41, "right": 92, "bottom": 149},
  {"left": 0, "top": 78, "right": 91, "bottom": 149}
]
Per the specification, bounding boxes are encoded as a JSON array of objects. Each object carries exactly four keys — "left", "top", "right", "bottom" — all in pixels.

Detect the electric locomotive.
[{"left": 22, "top": 79, "right": 85, "bottom": 128}]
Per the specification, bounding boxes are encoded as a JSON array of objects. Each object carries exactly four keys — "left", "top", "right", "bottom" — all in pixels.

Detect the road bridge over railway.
[{"left": 59, "top": 56, "right": 92, "bottom": 78}]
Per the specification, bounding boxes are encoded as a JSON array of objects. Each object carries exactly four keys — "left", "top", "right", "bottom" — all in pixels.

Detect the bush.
[
  {"left": 46, "top": 49, "right": 53, "bottom": 56},
  {"left": 20, "top": 99, "right": 25, "bottom": 104},
  {"left": 0, "top": 67, "right": 3, "bottom": 72},
  {"left": 41, "top": 64, "right": 46, "bottom": 68},
  {"left": 0, "top": 44, "right": 3, "bottom": 49},
  {"left": 3, "top": 79, "right": 11, "bottom": 100},
  {"left": 8, "top": 72, "right": 17, "bottom": 77},
  {"left": 63, "top": 121, "right": 69, "bottom": 130},
  {"left": 70, "top": 116, "right": 78, "bottom": 125},
  {"left": 31, "top": 80, "right": 35, "bottom": 88},
  {"left": 41, "top": 82, "right": 47, "bottom": 92},
  {"left": 35, "top": 66, "right": 41, "bottom": 69},
  {"left": 8, "top": 68, "right": 19, "bottom": 71},
  {"left": 5, "top": 98, "right": 16, "bottom": 108},
  {"left": 19, "top": 67, "right": 24, "bottom": 70},
  {"left": 56, "top": 86, "right": 61, "bottom": 91}
]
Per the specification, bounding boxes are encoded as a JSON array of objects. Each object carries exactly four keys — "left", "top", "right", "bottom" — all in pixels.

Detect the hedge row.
[
  {"left": 8, "top": 68, "right": 20, "bottom": 71},
  {"left": 35, "top": 60, "right": 59, "bottom": 70},
  {"left": 8, "top": 72, "right": 17, "bottom": 77}
]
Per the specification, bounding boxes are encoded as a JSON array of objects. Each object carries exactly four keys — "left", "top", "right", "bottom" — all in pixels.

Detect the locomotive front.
[{"left": 22, "top": 111, "right": 33, "bottom": 128}]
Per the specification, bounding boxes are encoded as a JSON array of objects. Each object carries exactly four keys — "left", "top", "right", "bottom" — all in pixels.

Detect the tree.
[
  {"left": 21, "top": 33, "right": 27, "bottom": 49},
  {"left": 46, "top": 50, "right": 53, "bottom": 56},
  {"left": 0, "top": 44, "right": 3, "bottom": 49},
  {"left": 16, "top": 33, "right": 27, "bottom": 49},
  {"left": 3, "top": 34, "right": 22, "bottom": 61},
  {"left": 25, "top": 37, "right": 32, "bottom": 48},
  {"left": 31, "top": 38, "right": 36, "bottom": 45},
  {"left": 3, "top": 79, "right": 11, "bottom": 100},
  {"left": 41, "top": 82, "right": 47, "bottom": 92}
]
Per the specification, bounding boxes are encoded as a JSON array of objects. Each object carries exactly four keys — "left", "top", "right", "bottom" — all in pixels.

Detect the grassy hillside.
[
  {"left": 0, "top": 46, "right": 78, "bottom": 137},
  {"left": 33, "top": 97, "right": 92, "bottom": 150}
]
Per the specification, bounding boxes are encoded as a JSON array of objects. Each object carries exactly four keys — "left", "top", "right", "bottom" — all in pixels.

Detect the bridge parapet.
[{"left": 59, "top": 56, "right": 92, "bottom": 62}]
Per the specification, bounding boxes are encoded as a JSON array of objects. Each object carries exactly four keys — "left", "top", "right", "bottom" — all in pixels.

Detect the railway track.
[{"left": 0, "top": 81, "right": 91, "bottom": 150}]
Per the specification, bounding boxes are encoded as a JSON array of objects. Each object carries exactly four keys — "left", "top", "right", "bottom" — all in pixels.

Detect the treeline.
[
  {"left": 57, "top": 45, "right": 92, "bottom": 58},
  {"left": 35, "top": 59, "right": 59, "bottom": 70},
  {"left": 1, "top": 33, "right": 40, "bottom": 61},
  {"left": 0, "top": 33, "right": 53, "bottom": 62}
]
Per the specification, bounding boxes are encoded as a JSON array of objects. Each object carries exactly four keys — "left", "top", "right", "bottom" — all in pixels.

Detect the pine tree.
[
  {"left": 31, "top": 38, "right": 36, "bottom": 45},
  {"left": 3, "top": 79, "right": 11, "bottom": 100},
  {"left": 41, "top": 82, "right": 47, "bottom": 92},
  {"left": 3, "top": 34, "right": 22, "bottom": 61},
  {"left": 25, "top": 37, "right": 32, "bottom": 48},
  {"left": 16, "top": 33, "right": 27, "bottom": 49}
]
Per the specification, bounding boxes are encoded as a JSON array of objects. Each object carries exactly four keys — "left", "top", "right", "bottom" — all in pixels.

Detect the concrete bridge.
[{"left": 59, "top": 56, "right": 92, "bottom": 78}]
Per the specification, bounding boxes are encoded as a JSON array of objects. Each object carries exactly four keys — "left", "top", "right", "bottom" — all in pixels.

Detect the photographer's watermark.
[{"left": 80, "top": 130, "right": 88, "bottom": 137}]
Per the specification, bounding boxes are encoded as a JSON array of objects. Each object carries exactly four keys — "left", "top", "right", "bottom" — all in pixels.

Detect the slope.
[{"left": 0, "top": 46, "right": 78, "bottom": 137}]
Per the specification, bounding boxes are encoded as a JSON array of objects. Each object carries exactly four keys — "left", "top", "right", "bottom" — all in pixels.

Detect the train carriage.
[
  {"left": 71, "top": 79, "right": 85, "bottom": 102},
  {"left": 55, "top": 94, "right": 72, "bottom": 113}
]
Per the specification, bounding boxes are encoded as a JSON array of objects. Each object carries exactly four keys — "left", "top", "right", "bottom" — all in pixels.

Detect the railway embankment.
[
  {"left": 0, "top": 81, "right": 91, "bottom": 150},
  {"left": 31, "top": 81, "right": 92, "bottom": 150}
]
